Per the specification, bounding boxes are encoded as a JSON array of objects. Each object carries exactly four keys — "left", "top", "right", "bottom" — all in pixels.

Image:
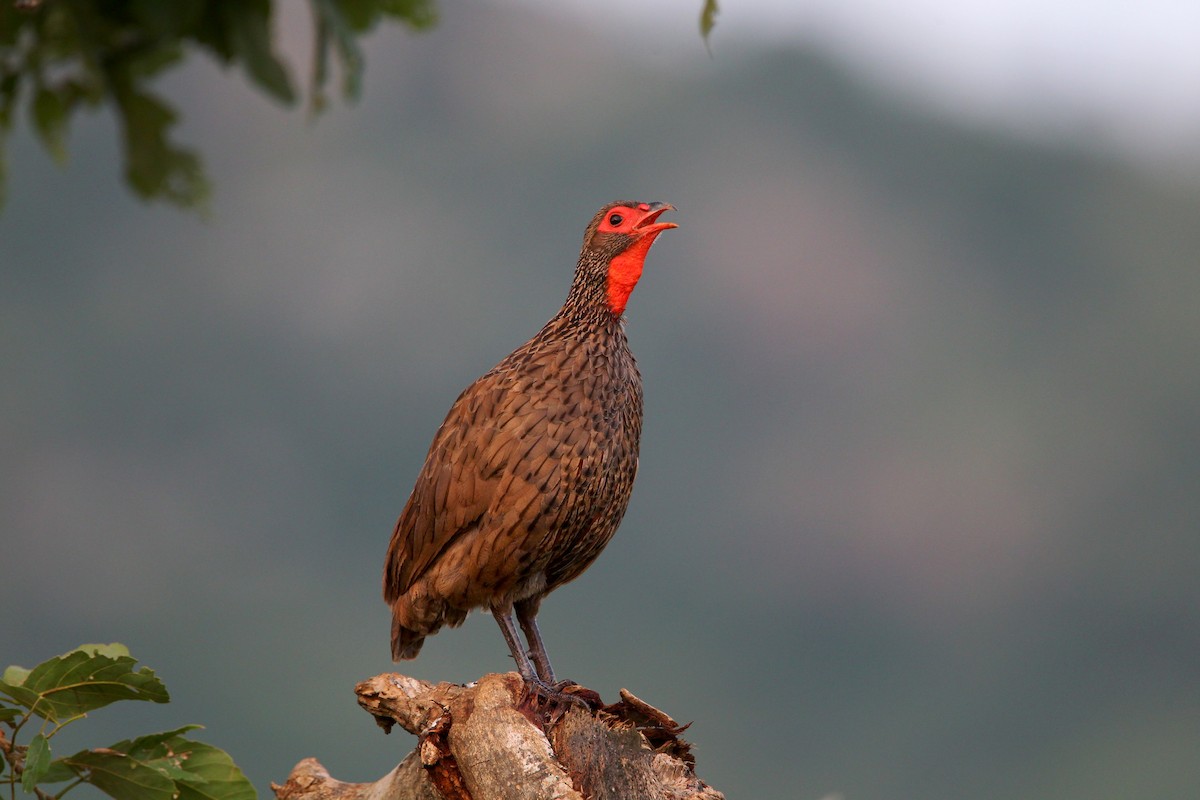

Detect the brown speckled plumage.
[{"left": 383, "top": 201, "right": 675, "bottom": 685}]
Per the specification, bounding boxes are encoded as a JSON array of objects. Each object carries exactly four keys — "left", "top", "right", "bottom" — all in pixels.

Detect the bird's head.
[{"left": 575, "top": 201, "right": 677, "bottom": 317}]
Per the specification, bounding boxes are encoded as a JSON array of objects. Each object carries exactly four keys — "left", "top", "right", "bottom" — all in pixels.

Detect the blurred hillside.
[{"left": 2, "top": 3, "right": 1198, "bottom": 799}]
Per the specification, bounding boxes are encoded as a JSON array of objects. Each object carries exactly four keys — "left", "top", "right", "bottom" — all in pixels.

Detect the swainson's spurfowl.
[{"left": 384, "top": 201, "right": 676, "bottom": 689}]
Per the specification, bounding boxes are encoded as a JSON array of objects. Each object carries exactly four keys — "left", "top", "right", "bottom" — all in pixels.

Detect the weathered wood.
[
  {"left": 272, "top": 754, "right": 440, "bottom": 800},
  {"left": 274, "top": 672, "right": 724, "bottom": 800}
]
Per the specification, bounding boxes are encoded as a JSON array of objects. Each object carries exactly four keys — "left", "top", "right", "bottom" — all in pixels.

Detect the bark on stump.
[{"left": 272, "top": 672, "right": 724, "bottom": 800}]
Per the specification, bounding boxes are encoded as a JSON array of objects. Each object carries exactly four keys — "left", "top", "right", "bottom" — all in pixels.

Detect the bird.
[{"left": 383, "top": 201, "right": 676, "bottom": 690}]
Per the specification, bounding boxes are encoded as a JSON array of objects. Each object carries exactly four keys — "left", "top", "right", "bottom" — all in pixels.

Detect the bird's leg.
[
  {"left": 491, "top": 601, "right": 540, "bottom": 683},
  {"left": 515, "top": 597, "right": 556, "bottom": 685},
  {"left": 494, "top": 601, "right": 589, "bottom": 711}
]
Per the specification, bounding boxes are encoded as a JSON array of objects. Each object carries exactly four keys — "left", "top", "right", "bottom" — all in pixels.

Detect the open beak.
[{"left": 632, "top": 202, "right": 678, "bottom": 235}]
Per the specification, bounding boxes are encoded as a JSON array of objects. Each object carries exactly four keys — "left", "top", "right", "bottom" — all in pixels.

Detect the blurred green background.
[{"left": 3, "top": 2, "right": 1199, "bottom": 799}]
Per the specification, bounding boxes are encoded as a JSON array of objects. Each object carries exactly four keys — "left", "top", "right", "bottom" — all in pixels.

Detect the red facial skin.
[{"left": 598, "top": 203, "right": 677, "bottom": 315}]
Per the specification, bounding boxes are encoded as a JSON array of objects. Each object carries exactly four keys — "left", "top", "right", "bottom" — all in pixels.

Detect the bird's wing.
[{"left": 383, "top": 374, "right": 558, "bottom": 600}]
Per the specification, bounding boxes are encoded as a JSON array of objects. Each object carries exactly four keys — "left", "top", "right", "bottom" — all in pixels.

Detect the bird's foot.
[{"left": 521, "top": 676, "right": 596, "bottom": 713}]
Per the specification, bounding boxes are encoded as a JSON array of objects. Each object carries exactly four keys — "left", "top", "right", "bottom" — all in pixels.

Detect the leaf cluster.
[
  {"left": 0, "top": 0, "right": 436, "bottom": 211},
  {"left": 0, "top": 643, "right": 254, "bottom": 800}
]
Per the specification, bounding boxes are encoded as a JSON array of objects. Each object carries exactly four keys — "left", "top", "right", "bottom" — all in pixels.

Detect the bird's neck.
[
  {"left": 551, "top": 296, "right": 626, "bottom": 338},
  {"left": 557, "top": 256, "right": 626, "bottom": 329}
]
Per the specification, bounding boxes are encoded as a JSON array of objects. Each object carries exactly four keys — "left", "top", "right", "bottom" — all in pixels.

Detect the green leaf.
[
  {"left": 700, "top": 0, "right": 719, "bottom": 45},
  {"left": 0, "top": 704, "right": 21, "bottom": 723},
  {"left": 114, "top": 726, "right": 205, "bottom": 781},
  {"left": 60, "top": 728, "right": 255, "bottom": 800},
  {"left": 127, "top": 0, "right": 206, "bottom": 39},
  {"left": 0, "top": 644, "right": 168, "bottom": 722},
  {"left": 311, "top": 0, "right": 364, "bottom": 101},
  {"left": 38, "top": 727, "right": 202, "bottom": 788},
  {"left": 2, "top": 664, "right": 31, "bottom": 687},
  {"left": 332, "top": 0, "right": 376, "bottom": 31},
  {"left": 74, "top": 644, "right": 133, "bottom": 659},
  {"left": 31, "top": 86, "right": 69, "bottom": 164},
  {"left": 61, "top": 748, "right": 178, "bottom": 800},
  {"left": 35, "top": 758, "right": 79, "bottom": 785},
  {"left": 125, "top": 44, "right": 187, "bottom": 82},
  {"left": 0, "top": 134, "right": 6, "bottom": 210},
  {"left": 21, "top": 733, "right": 51, "bottom": 791},
  {"left": 379, "top": 0, "right": 437, "bottom": 29},
  {"left": 221, "top": 2, "right": 295, "bottom": 104},
  {"left": 115, "top": 86, "right": 210, "bottom": 209},
  {"left": 332, "top": 0, "right": 436, "bottom": 32},
  {"left": 0, "top": 70, "right": 19, "bottom": 127},
  {"left": 171, "top": 739, "right": 256, "bottom": 800}
]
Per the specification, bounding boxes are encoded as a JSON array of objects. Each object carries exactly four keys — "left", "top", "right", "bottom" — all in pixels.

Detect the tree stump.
[{"left": 272, "top": 672, "right": 724, "bottom": 800}]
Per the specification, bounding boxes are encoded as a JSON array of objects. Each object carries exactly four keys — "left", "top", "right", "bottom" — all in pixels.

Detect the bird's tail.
[{"left": 391, "top": 616, "right": 425, "bottom": 661}]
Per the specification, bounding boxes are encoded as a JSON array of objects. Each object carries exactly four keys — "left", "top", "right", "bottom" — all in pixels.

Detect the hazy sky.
[{"left": 516, "top": 0, "right": 1200, "bottom": 163}]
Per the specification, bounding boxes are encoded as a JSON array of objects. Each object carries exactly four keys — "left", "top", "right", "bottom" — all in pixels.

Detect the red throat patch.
[{"left": 607, "top": 231, "right": 664, "bottom": 315}]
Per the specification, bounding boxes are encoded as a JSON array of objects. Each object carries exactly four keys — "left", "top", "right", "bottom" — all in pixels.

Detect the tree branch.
[{"left": 273, "top": 672, "right": 724, "bottom": 800}]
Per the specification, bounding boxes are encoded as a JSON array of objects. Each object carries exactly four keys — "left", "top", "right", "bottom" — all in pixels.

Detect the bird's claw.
[{"left": 522, "top": 676, "right": 593, "bottom": 712}]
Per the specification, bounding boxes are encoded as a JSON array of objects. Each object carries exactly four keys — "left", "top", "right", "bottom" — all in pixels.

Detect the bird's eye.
[{"left": 608, "top": 213, "right": 623, "bottom": 227}]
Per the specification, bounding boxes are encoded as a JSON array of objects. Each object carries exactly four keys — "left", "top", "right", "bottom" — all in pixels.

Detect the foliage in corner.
[
  {"left": 0, "top": 0, "right": 437, "bottom": 212},
  {"left": 0, "top": 643, "right": 255, "bottom": 800}
]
